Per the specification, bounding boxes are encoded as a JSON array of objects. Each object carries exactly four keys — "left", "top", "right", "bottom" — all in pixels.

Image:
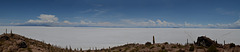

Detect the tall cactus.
[
  {"left": 153, "top": 35, "right": 155, "bottom": 44},
  {"left": 5, "top": 29, "right": 7, "bottom": 34},
  {"left": 11, "top": 30, "right": 12, "bottom": 34}
]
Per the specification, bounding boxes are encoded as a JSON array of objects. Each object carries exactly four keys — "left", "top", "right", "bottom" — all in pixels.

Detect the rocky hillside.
[
  {"left": 0, "top": 33, "right": 80, "bottom": 52},
  {"left": 84, "top": 42, "right": 240, "bottom": 52},
  {"left": 87, "top": 36, "right": 240, "bottom": 52}
]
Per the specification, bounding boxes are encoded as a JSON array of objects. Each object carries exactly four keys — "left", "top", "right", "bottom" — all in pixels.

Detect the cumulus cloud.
[
  {"left": 156, "top": 19, "right": 177, "bottom": 27},
  {"left": 207, "top": 24, "right": 216, "bottom": 27},
  {"left": 27, "top": 14, "right": 58, "bottom": 23},
  {"left": 184, "top": 22, "right": 204, "bottom": 27},
  {"left": 16, "top": 14, "right": 60, "bottom": 26},
  {"left": 78, "top": 20, "right": 124, "bottom": 27},
  {"left": 80, "top": 20, "right": 95, "bottom": 25},
  {"left": 63, "top": 20, "right": 72, "bottom": 24},
  {"left": 121, "top": 19, "right": 178, "bottom": 27}
]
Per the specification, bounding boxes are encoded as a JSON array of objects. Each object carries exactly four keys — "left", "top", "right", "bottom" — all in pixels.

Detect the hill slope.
[{"left": 0, "top": 33, "right": 79, "bottom": 52}]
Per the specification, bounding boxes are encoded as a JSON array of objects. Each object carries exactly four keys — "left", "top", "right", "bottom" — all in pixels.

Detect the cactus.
[{"left": 153, "top": 35, "right": 155, "bottom": 44}]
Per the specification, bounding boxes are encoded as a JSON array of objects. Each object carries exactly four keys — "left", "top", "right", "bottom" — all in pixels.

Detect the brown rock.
[
  {"left": 195, "top": 36, "right": 222, "bottom": 47},
  {"left": 17, "top": 41, "right": 27, "bottom": 48}
]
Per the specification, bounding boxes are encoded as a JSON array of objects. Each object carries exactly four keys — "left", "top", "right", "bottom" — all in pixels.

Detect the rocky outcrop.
[{"left": 195, "top": 36, "right": 222, "bottom": 47}]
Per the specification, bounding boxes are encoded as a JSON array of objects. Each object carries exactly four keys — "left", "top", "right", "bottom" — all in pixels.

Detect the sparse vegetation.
[{"left": 164, "top": 42, "right": 168, "bottom": 44}]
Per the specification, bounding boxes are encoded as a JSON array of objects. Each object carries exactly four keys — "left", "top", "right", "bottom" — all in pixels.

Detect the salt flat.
[{"left": 0, "top": 26, "right": 239, "bottom": 49}]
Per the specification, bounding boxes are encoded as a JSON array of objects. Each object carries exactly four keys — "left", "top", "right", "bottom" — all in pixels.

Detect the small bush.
[
  {"left": 87, "top": 49, "right": 91, "bottom": 52},
  {"left": 229, "top": 43, "right": 235, "bottom": 48},
  {"left": 145, "top": 42, "right": 152, "bottom": 46},
  {"left": 189, "top": 46, "right": 194, "bottom": 51},
  {"left": 171, "top": 45, "right": 177, "bottom": 48},
  {"left": 80, "top": 48, "right": 82, "bottom": 52},
  {"left": 118, "top": 49, "right": 122, "bottom": 51},
  {"left": 164, "top": 42, "right": 168, "bottom": 44},
  {"left": 161, "top": 46, "right": 165, "bottom": 49},
  {"left": 157, "top": 44, "right": 161, "bottom": 47},
  {"left": 207, "top": 45, "right": 218, "bottom": 52}
]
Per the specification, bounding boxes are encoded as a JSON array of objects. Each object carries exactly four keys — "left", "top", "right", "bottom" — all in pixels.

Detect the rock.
[
  {"left": 195, "top": 36, "right": 222, "bottom": 47},
  {"left": 196, "top": 36, "right": 214, "bottom": 47},
  {"left": 17, "top": 41, "right": 27, "bottom": 48}
]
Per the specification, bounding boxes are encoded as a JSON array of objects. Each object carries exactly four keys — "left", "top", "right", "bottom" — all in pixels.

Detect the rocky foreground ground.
[
  {"left": 0, "top": 33, "right": 240, "bottom": 52},
  {"left": 90, "top": 42, "right": 240, "bottom": 52}
]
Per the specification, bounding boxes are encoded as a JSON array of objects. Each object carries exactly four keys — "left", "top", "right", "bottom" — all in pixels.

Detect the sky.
[{"left": 0, "top": 0, "right": 240, "bottom": 28}]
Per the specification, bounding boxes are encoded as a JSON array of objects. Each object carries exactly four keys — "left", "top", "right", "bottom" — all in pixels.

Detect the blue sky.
[{"left": 1, "top": 0, "right": 240, "bottom": 28}]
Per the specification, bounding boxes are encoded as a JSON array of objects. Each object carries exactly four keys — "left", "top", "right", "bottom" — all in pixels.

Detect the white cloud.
[
  {"left": 80, "top": 20, "right": 95, "bottom": 25},
  {"left": 207, "top": 24, "right": 216, "bottom": 27},
  {"left": 156, "top": 19, "right": 176, "bottom": 27},
  {"left": 121, "top": 19, "right": 178, "bottom": 27},
  {"left": 63, "top": 20, "right": 72, "bottom": 24},
  {"left": 27, "top": 14, "right": 58, "bottom": 23},
  {"left": 148, "top": 20, "right": 156, "bottom": 26},
  {"left": 78, "top": 20, "right": 124, "bottom": 26},
  {"left": 184, "top": 22, "right": 204, "bottom": 27},
  {"left": 156, "top": 19, "right": 163, "bottom": 24}
]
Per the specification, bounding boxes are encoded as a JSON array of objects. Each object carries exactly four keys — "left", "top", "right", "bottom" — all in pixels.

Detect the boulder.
[
  {"left": 195, "top": 36, "right": 222, "bottom": 47},
  {"left": 17, "top": 41, "right": 27, "bottom": 48}
]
